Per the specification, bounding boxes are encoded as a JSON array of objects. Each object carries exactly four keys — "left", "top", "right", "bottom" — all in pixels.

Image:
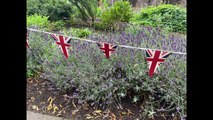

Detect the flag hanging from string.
[
  {"left": 97, "top": 42, "right": 117, "bottom": 59},
  {"left": 27, "top": 28, "right": 186, "bottom": 55},
  {"left": 146, "top": 50, "right": 171, "bottom": 77},
  {"left": 51, "top": 34, "right": 71, "bottom": 59},
  {"left": 26, "top": 34, "right": 29, "bottom": 48}
]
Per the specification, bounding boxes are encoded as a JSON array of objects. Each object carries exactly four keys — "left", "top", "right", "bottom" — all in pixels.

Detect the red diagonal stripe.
[
  {"left": 56, "top": 35, "right": 70, "bottom": 59},
  {"left": 146, "top": 50, "right": 165, "bottom": 77},
  {"left": 100, "top": 43, "right": 115, "bottom": 59}
]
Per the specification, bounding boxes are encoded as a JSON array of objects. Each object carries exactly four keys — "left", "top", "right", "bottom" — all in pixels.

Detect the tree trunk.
[{"left": 128, "top": 0, "right": 138, "bottom": 7}]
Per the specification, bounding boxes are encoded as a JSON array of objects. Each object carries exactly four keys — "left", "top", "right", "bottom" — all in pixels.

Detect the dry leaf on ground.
[
  {"left": 52, "top": 104, "right": 59, "bottom": 114},
  {"left": 32, "top": 105, "right": 39, "bottom": 111},
  {"left": 85, "top": 114, "right": 94, "bottom": 119},
  {"left": 72, "top": 109, "right": 79, "bottom": 115}
]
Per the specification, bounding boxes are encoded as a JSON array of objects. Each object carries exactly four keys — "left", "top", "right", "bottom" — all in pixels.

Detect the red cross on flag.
[
  {"left": 97, "top": 42, "right": 117, "bottom": 59},
  {"left": 146, "top": 50, "right": 171, "bottom": 77},
  {"left": 51, "top": 34, "right": 71, "bottom": 59},
  {"left": 26, "top": 34, "right": 29, "bottom": 48}
]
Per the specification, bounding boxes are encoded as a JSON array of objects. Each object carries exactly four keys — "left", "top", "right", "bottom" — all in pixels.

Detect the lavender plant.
[{"left": 27, "top": 26, "right": 186, "bottom": 119}]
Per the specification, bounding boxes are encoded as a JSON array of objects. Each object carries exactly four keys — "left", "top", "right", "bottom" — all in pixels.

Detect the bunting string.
[{"left": 27, "top": 28, "right": 186, "bottom": 55}]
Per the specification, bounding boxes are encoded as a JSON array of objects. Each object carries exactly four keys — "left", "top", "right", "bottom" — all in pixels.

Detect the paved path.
[{"left": 27, "top": 111, "right": 71, "bottom": 120}]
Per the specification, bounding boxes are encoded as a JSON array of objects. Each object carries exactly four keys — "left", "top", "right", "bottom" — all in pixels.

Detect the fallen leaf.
[
  {"left": 86, "top": 116, "right": 93, "bottom": 119},
  {"left": 56, "top": 113, "right": 62, "bottom": 117},
  {"left": 72, "top": 109, "right": 79, "bottom": 115},
  {"left": 94, "top": 110, "right": 102, "bottom": 114},
  {"left": 59, "top": 104, "right": 63, "bottom": 108},
  {"left": 46, "top": 103, "right": 53, "bottom": 111},
  {"left": 110, "top": 112, "right": 116, "bottom": 120},
  {"left": 46, "top": 97, "right": 55, "bottom": 111},
  {"left": 93, "top": 110, "right": 102, "bottom": 116},
  {"left": 30, "top": 97, "right": 35, "bottom": 102},
  {"left": 38, "top": 91, "right": 42, "bottom": 94},
  {"left": 40, "top": 102, "right": 45, "bottom": 105},
  {"left": 47, "top": 97, "right": 55, "bottom": 103},
  {"left": 121, "top": 111, "right": 127, "bottom": 115},
  {"left": 72, "top": 100, "right": 77, "bottom": 109},
  {"left": 52, "top": 104, "right": 58, "bottom": 114},
  {"left": 56, "top": 110, "right": 62, "bottom": 117},
  {"left": 94, "top": 116, "right": 101, "bottom": 119},
  {"left": 32, "top": 105, "right": 39, "bottom": 111},
  {"left": 127, "top": 109, "right": 133, "bottom": 116},
  {"left": 85, "top": 114, "right": 92, "bottom": 117},
  {"left": 92, "top": 112, "right": 97, "bottom": 116}
]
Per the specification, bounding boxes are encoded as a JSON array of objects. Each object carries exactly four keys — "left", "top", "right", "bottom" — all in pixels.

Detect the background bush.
[
  {"left": 131, "top": 4, "right": 186, "bottom": 33},
  {"left": 27, "top": 27, "right": 186, "bottom": 118},
  {"left": 68, "top": 0, "right": 98, "bottom": 25},
  {"left": 27, "top": 0, "right": 74, "bottom": 21},
  {"left": 62, "top": 27, "right": 93, "bottom": 38},
  {"left": 48, "top": 20, "right": 66, "bottom": 31},
  {"left": 97, "top": 0, "right": 133, "bottom": 30},
  {"left": 27, "top": 14, "right": 50, "bottom": 29}
]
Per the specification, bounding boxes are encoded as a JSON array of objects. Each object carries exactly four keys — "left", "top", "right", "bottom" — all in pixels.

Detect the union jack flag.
[
  {"left": 97, "top": 42, "right": 117, "bottom": 59},
  {"left": 146, "top": 50, "right": 171, "bottom": 77},
  {"left": 51, "top": 34, "right": 71, "bottom": 59},
  {"left": 26, "top": 34, "right": 29, "bottom": 48}
]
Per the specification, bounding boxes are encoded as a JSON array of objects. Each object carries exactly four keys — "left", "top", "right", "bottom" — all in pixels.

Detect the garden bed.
[{"left": 27, "top": 78, "right": 180, "bottom": 120}]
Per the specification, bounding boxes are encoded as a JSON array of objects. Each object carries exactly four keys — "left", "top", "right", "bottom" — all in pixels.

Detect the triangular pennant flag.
[
  {"left": 146, "top": 50, "right": 171, "bottom": 77},
  {"left": 51, "top": 34, "right": 71, "bottom": 59},
  {"left": 26, "top": 34, "right": 29, "bottom": 48},
  {"left": 97, "top": 42, "right": 117, "bottom": 59}
]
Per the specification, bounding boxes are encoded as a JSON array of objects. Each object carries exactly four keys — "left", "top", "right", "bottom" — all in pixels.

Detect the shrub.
[
  {"left": 62, "top": 28, "right": 92, "bottom": 38},
  {"left": 27, "top": 32, "right": 57, "bottom": 78},
  {"left": 27, "top": 0, "right": 74, "bottom": 21},
  {"left": 27, "top": 0, "right": 43, "bottom": 16},
  {"left": 27, "top": 27, "right": 186, "bottom": 119},
  {"left": 27, "top": 14, "right": 50, "bottom": 29},
  {"left": 48, "top": 20, "right": 66, "bottom": 31},
  {"left": 98, "top": 0, "right": 133, "bottom": 30},
  {"left": 131, "top": 4, "right": 186, "bottom": 33},
  {"left": 69, "top": 0, "right": 98, "bottom": 25}
]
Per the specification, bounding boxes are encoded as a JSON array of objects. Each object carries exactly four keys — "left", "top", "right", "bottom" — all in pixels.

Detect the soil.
[{"left": 27, "top": 78, "right": 179, "bottom": 120}]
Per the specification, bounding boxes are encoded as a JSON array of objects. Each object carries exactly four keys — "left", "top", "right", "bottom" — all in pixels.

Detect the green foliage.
[
  {"left": 27, "top": 0, "right": 43, "bottom": 16},
  {"left": 96, "top": 7, "right": 102, "bottom": 18},
  {"left": 27, "top": 14, "right": 50, "bottom": 29},
  {"left": 27, "top": 0, "right": 74, "bottom": 21},
  {"left": 27, "top": 32, "right": 56, "bottom": 78},
  {"left": 98, "top": 0, "right": 133, "bottom": 30},
  {"left": 62, "top": 28, "right": 92, "bottom": 38},
  {"left": 69, "top": 0, "right": 98, "bottom": 25},
  {"left": 48, "top": 20, "right": 66, "bottom": 31},
  {"left": 131, "top": 4, "right": 186, "bottom": 33}
]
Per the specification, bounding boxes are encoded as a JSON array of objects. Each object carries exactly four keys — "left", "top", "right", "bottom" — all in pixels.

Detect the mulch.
[{"left": 27, "top": 78, "right": 178, "bottom": 120}]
